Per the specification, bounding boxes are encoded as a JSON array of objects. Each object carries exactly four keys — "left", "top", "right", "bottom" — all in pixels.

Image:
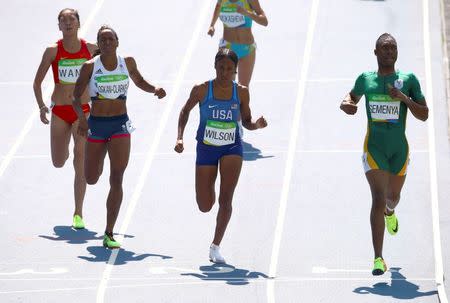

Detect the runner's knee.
[
  {"left": 86, "top": 169, "right": 100, "bottom": 184},
  {"left": 218, "top": 201, "right": 232, "bottom": 213},
  {"left": 52, "top": 153, "right": 69, "bottom": 168},
  {"left": 387, "top": 193, "right": 400, "bottom": 203},
  {"left": 218, "top": 192, "right": 233, "bottom": 209},
  {"left": 198, "top": 203, "right": 214, "bottom": 213},
  {"left": 72, "top": 149, "right": 84, "bottom": 170},
  {"left": 371, "top": 193, "right": 386, "bottom": 210},
  {"left": 196, "top": 195, "right": 214, "bottom": 213},
  {"left": 109, "top": 170, "right": 124, "bottom": 187},
  {"left": 86, "top": 174, "right": 99, "bottom": 185}
]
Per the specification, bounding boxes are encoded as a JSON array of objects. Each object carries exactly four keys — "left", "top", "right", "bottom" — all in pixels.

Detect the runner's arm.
[
  {"left": 245, "top": 0, "right": 268, "bottom": 26},
  {"left": 389, "top": 87, "right": 428, "bottom": 121},
  {"left": 177, "top": 85, "right": 204, "bottom": 140},
  {"left": 72, "top": 62, "right": 93, "bottom": 137},
  {"left": 33, "top": 46, "right": 56, "bottom": 123},
  {"left": 86, "top": 42, "right": 99, "bottom": 56},
  {"left": 344, "top": 92, "right": 362, "bottom": 104},
  {"left": 239, "top": 85, "right": 267, "bottom": 130},
  {"left": 174, "top": 84, "right": 206, "bottom": 153},
  {"left": 403, "top": 97, "right": 428, "bottom": 121},
  {"left": 208, "top": 2, "right": 221, "bottom": 36},
  {"left": 125, "top": 57, "right": 166, "bottom": 99},
  {"left": 73, "top": 62, "right": 93, "bottom": 118},
  {"left": 340, "top": 92, "right": 362, "bottom": 115}
]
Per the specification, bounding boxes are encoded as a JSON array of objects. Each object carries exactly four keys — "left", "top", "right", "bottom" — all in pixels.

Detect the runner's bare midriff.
[
  {"left": 52, "top": 83, "right": 90, "bottom": 105},
  {"left": 223, "top": 27, "right": 254, "bottom": 44},
  {"left": 90, "top": 99, "right": 127, "bottom": 117}
]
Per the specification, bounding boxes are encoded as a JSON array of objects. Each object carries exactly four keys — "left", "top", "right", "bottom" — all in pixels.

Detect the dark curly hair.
[
  {"left": 215, "top": 48, "right": 238, "bottom": 68},
  {"left": 375, "top": 33, "right": 396, "bottom": 49}
]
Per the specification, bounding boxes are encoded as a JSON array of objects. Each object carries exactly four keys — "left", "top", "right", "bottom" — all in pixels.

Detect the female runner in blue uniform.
[{"left": 174, "top": 49, "right": 267, "bottom": 263}]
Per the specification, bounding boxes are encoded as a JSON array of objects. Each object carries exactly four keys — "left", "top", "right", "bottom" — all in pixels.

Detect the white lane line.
[
  {"left": 0, "top": 276, "right": 435, "bottom": 282},
  {"left": 423, "top": 0, "right": 448, "bottom": 302},
  {"left": 0, "top": 79, "right": 346, "bottom": 85},
  {"left": 0, "top": 100, "right": 46, "bottom": 178},
  {"left": 0, "top": 277, "right": 438, "bottom": 294},
  {"left": 312, "top": 267, "right": 371, "bottom": 274},
  {"left": 0, "top": 276, "right": 436, "bottom": 282},
  {"left": 149, "top": 78, "right": 355, "bottom": 84},
  {"left": 0, "top": 81, "right": 52, "bottom": 86},
  {"left": 311, "top": 266, "right": 434, "bottom": 275},
  {"left": 0, "top": 78, "right": 427, "bottom": 86},
  {"left": 0, "top": 268, "right": 67, "bottom": 275},
  {"left": 266, "top": 1, "right": 320, "bottom": 302},
  {"left": 440, "top": 0, "right": 450, "bottom": 137},
  {"left": 0, "top": 0, "right": 105, "bottom": 179},
  {"left": 78, "top": 0, "right": 105, "bottom": 38},
  {"left": 311, "top": 266, "right": 412, "bottom": 274},
  {"left": 1, "top": 149, "right": 430, "bottom": 159},
  {"left": 94, "top": 2, "right": 212, "bottom": 303},
  {"left": 307, "top": 78, "right": 353, "bottom": 82}
]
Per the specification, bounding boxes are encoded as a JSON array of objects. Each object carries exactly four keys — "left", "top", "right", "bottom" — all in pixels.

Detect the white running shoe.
[{"left": 209, "top": 243, "right": 226, "bottom": 263}]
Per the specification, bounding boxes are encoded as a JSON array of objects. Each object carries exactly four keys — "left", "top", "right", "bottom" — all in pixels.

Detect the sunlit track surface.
[{"left": 0, "top": 0, "right": 449, "bottom": 302}]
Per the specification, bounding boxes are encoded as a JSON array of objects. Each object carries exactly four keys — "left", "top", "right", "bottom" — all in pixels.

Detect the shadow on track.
[
  {"left": 242, "top": 141, "right": 273, "bottom": 161},
  {"left": 78, "top": 246, "right": 173, "bottom": 265},
  {"left": 181, "top": 263, "right": 268, "bottom": 285},
  {"left": 353, "top": 267, "right": 438, "bottom": 299},
  {"left": 39, "top": 226, "right": 103, "bottom": 244}
]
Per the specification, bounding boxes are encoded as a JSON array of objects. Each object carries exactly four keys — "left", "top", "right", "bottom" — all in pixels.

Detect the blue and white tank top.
[
  {"left": 196, "top": 80, "right": 242, "bottom": 146},
  {"left": 89, "top": 55, "right": 129, "bottom": 101}
]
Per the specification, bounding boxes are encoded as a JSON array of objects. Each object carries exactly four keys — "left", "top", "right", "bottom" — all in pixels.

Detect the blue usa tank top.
[{"left": 196, "top": 80, "right": 242, "bottom": 146}]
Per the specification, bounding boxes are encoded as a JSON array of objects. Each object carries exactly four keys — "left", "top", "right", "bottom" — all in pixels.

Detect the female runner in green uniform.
[{"left": 340, "top": 33, "right": 429, "bottom": 275}]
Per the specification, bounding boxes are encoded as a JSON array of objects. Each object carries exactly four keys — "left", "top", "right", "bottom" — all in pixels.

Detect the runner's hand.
[
  {"left": 340, "top": 100, "right": 358, "bottom": 115},
  {"left": 388, "top": 85, "right": 408, "bottom": 102},
  {"left": 154, "top": 87, "right": 166, "bottom": 99},
  {"left": 77, "top": 117, "right": 89, "bottom": 137},
  {"left": 255, "top": 116, "right": 267, "bottom": 129},
  {"left": 207, "top": 26, "right": 215, "bottom": 37},
  {"left": 174, "top": 139, "right": 184, "bottom": 153},
  {"left": 39, "top": 106, "right": 49, "bottom": 124}
]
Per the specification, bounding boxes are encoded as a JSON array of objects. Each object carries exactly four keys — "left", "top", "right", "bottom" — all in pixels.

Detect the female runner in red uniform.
[{"left": 33, "top": 8, "right": 97, "bottom": 229}]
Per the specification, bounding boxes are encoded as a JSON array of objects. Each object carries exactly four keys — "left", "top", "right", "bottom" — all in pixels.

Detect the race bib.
[
  {"left": 58, "top": 58, "right": 86, "bottom": 84},
  {"left": 368, "top": 94, "right": 400, "bottom": 123},
  {"left": 203, "top": 120, "right": 236, "bottom": 146},
  {"left": 220, "top": 6, "right": 245, "bottom": 27},
  {"left": 95, "top": 74, "right": 129, "bottom": 99}
]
